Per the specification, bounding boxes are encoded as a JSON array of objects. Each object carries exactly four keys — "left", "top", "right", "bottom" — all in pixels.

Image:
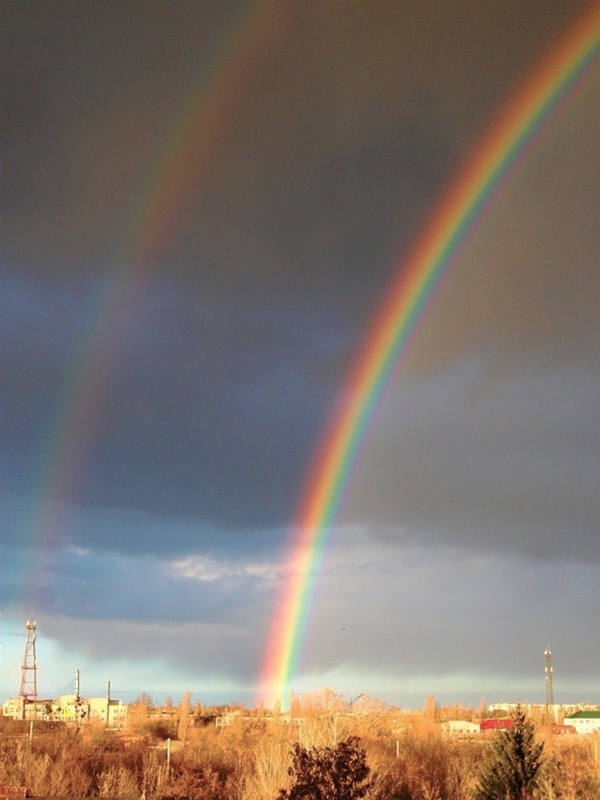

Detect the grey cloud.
[
  {"left": 12, "top": 533, "right": 600, "bottom": 702},
  {"left": 43, "top": 547, "right": 277, "bottom": 626},
  {"left": 336, "top": 83, "right": 600, "bottom": 564},
  {"left": 343, "top": 361, "right": 600, "bottom": 561},
  {"left": 298, "top": 530, "right": 600, "bottom": 691},
  {"left": 41, "top": 613, "right": 267, "bottom": 689},
  {"left": 407, "top": 82, "right": 600, "bottom": 373}
]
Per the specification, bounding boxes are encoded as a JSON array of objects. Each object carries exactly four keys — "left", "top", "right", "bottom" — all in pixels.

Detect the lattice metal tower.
[
  {"left": 545, "top": 646, "right": 554, "bottom": 707},
  {"left": 19, "top": 619, "right": 38, "bottom": 701}
]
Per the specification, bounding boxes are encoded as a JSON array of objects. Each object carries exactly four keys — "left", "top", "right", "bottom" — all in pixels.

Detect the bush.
[{"left": 277, "top": 735, "right": 370, "bottom": 800}]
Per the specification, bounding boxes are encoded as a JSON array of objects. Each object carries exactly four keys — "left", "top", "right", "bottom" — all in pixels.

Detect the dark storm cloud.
[
  {"left": 2, "top": 1, "right": 587, "bottom": 293},
  {"left": 2, "top": 0, "right": 594, "bottom": 536},
  {"left": 1, "top": 273, "right": 350, "bottom": 537}
]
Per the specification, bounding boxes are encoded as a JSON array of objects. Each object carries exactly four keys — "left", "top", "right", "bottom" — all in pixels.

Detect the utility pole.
[{"left": 545, "top": 646, "right": 554, "bottom": 712}]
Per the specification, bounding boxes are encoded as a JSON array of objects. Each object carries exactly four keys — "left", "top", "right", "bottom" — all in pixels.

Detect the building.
[
  {"left": 480, "top": 717, "right": 513, "bottom": 731},
  {"left": 441, "top": 720, "right": 480, "bottom": 737},
  {"left": 88, "top": 696, "right": 128, "bottom": 727},
  {"left": 2, "top": 694, "right": 128, "bottom": 728},
  {"left": 564, "top": 710, "right": 600, "bottom": 734}
]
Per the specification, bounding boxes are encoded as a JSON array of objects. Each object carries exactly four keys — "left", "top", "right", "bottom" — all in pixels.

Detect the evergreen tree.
[
  {"left": 277, "top": 735, "right": 370, "bottom": 800},
  {"left": 475, "top": 706, "right": 544, "bottom": 800}
]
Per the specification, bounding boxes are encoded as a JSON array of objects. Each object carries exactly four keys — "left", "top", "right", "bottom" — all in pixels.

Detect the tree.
[
  {"left": 475, "top": 706, "right": 544, "bottom": 800},
  {"left": 177, "top": 691, "right": 191, "bottom": 742},
  {"left": 423, "top": 694, "right": 438, "bottom": 722},
  {"left": 277, "top": 735, "right": 370, "bottom": 800}
]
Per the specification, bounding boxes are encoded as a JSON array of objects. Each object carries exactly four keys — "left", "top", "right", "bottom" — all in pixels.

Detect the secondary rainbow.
[
  {"left": 260, "top": 2, "right": 600, "bottom": 708},
  {"left": 22, "top": 0, "right": 278, "bottom": 601}
]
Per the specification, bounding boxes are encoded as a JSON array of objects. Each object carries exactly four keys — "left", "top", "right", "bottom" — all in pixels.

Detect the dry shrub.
[
  {"left": 243, "top": 726, "right": 293, "bottom": 800},
  {"left": 158, "top": 756, "right": 240, "bottom": 800},
  {"left": 366, "top": 731, "right": 483, "bottom": 800},
  {"left": 141, "top": 753, "right": 170, "bottom": 800},
  {"left": 11, "top": 739, "right": 95, "bottom": 797},
  {"left": 97, "top": 764, "right": 140, "bottom": 797},
  {"left": 153, "top": 722, "right": 245, "bottom": 800},
  {"left": 541, "top": 737, "right": 600, "bottom": 800}
]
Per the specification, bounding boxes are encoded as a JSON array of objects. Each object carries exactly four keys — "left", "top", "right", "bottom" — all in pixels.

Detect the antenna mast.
[
  {"left": 19, "top": 619, "right": 38, "bottom": 701},
  {"left": 544, "top": 646, "right": 554, "bottom": 708}
]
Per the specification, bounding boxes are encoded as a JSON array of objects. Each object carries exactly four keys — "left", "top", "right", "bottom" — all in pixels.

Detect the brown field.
[{"left": 1, "top": 695, "right": 600, "bottom": 799}]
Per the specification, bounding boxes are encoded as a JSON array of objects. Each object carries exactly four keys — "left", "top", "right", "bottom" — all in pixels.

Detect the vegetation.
[
  {"left": 277, "top": 736, "right": 370, "bottom": 800},
  {"left": 0, "top": 696, "right": 599, "bottom": 799},
  {"left": 474, "top": 706, "right": 544, "bottom": 800}
]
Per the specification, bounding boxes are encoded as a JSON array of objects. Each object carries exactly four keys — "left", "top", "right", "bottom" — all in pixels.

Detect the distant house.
[
  {"left": 549, "top": 723, "right": 576, "bottom": 735},
  {"left": 480, "top": 717, "right": 513, "bottom": 732},
  {"left": 441, "top": 720, "right": 480, "bottom": 737},
  {"left": 1, "top": 698, "right": 24, "bottom": 719},
  {"left": 215, "top": 711, "right": 240, "bottom": 727},
  {"left": 564, "top": 710, "right": 600, "bottom": 734}
]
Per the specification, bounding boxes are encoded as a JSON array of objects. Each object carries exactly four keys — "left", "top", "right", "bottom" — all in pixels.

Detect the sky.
[{"left": 1, "top": 1, "right": 599, "bottom": 710}]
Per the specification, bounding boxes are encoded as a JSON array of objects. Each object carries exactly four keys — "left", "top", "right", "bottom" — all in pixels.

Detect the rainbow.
[
  {"left": 22, "top": 0, "right": 280, "bottom": 603},
  {"left": 259, "top": 2, "right": 600, "bottom": 708}
]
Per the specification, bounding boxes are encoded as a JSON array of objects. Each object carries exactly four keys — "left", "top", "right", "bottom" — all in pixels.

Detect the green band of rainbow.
[{"left": 259, "top": 2, "right": 600, "bottom": 709}]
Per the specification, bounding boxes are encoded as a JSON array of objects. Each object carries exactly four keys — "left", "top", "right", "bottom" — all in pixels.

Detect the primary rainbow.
[{"left": 259, "top": 2, "right": 600, "bottom": 708}]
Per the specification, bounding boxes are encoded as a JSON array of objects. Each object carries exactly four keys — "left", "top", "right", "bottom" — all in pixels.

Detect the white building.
[
  {"left": 2, "top": 695, "right": 127, "bottom": 728},
  {"left": 441, "top": 720, "right": 480, "bottom": 737},
  {"left": 564, "top": 711, "right": 600, "bottom": 734}
]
